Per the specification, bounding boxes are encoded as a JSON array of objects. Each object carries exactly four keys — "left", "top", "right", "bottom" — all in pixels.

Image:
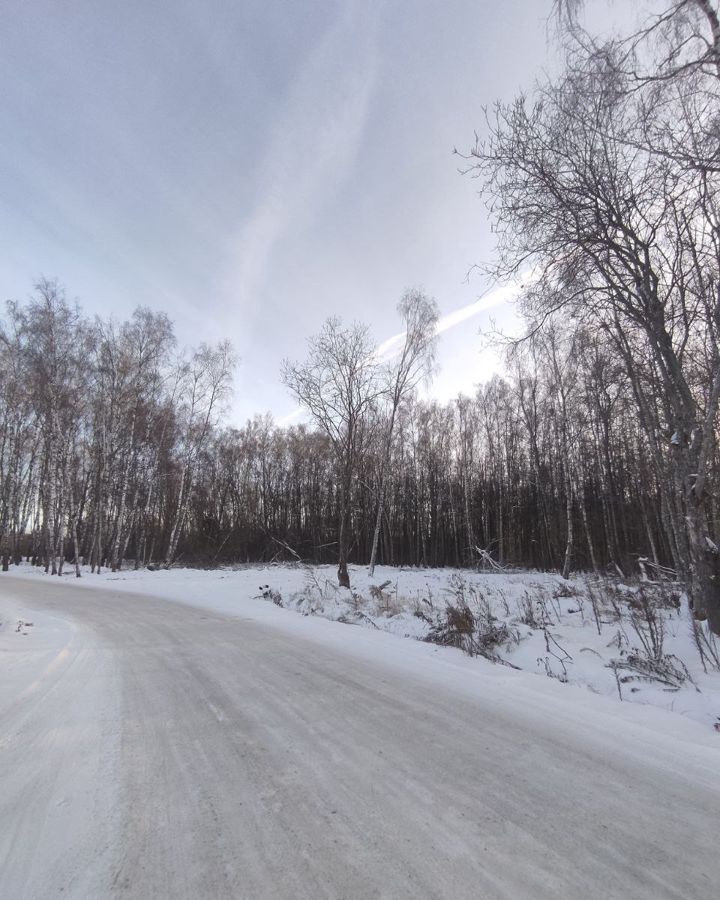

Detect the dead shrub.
[
  {"left": 607, "top": 654, "right": 695, "bottom": 696},
  {"left": 606, "top": 586, "right": 697, "bottom": 694},
  {"left": 424, "top": 575, "right": 519, "bottom": 664},
  {"left": 536, "top": 628, "right": 573, "bottom": 682},
  {"left": 553, "top": 582, "right": 580, "bottom": 599},
  {"left": 516, "top": 588, "right": 554, "bottom": 628}
]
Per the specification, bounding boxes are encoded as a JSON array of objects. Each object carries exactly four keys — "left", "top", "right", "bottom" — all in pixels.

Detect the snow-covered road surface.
[{"left": 1, "top": 575, "right": 718, "bottom": 900}]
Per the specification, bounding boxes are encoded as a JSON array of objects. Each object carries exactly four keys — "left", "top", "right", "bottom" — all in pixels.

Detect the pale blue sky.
[{"left": 0, "top": 0, "right": 626, "bottom": 422}]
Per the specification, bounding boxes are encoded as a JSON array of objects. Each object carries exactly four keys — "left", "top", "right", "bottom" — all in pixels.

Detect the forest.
[{"left": 1, "top": 0, "right": 719, "bottom": 634}]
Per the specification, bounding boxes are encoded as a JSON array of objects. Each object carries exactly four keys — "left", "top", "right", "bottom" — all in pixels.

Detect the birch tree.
[
  {"left": 282, "top": 318, "right": 382, "bottom": 588},
  {"left": 368, "top": 289, "right": 438, "bottom": 575},
  {"left": 165, "top": 341, "right": 235, "bottom": 566}
]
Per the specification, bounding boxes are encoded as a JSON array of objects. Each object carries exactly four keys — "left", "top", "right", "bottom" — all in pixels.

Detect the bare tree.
[
  {"left": 106, "top": 309, "right": 174, "bottom": 571},
  {"left": 368, "top": 289, "right": 438, "bottom": 576},
  {"left": 21, "top": 279, "right": 85, "bottom": 575},
  {"left": 165, "top": 341, "right": 235, "bottom": 566},
  {"left": 465, "top": 1, "right": 720, "bottom": 629},
  {"left": 282, "top": 318, "right": 382, "bottom": 587}
]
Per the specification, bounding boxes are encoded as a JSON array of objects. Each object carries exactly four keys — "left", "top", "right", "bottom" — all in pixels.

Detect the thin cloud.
[
  {"left": 229, "top": 1, "right": 380, "bottom": 302},
  {"left": 374, "top": 279, "right": 525, "bottom": 363}
]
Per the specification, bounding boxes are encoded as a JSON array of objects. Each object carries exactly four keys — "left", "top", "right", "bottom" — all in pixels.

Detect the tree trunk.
[
  {"left": 337, "top": 466, "right": 352, "bottom": 588},
  {"left": 165, "top": 465, "right": 189, "bottom": 567},
  {"left": 685, "top": 490, "right": 720, "bottom": 634},
  {"left": 562, "top": 469, "right": 573, "bottom": 579},
  {"left": 368, "top": 481, "right": 385, "bottom": 577}
]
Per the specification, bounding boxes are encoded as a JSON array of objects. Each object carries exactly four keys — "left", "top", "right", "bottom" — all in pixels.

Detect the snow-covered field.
[{"left": 4, "top": 561, "right": 719, "bottom": 734}]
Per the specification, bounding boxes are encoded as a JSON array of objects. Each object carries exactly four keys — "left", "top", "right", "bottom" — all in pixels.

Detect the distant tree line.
[
  {"left": 0, "top": 279, "right": 234, "bottom": 577},
  {"left": 1, "top": 280, "right": 715, "bottom": 589},
  {"left": 0, "top": 0, "right": 718, "bottom": 633}
]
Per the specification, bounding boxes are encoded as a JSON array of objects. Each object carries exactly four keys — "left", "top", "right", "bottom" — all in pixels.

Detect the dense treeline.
[
  {"left": 190, "top": 345, "right": 701, "bottom": 579},
  {"left": 1, "top": 0, "right": 719, "bottom": 633},
  {"left": 0, "top": 282, "right": 712, "bottom": 583},
  {"left": 0, "top": 280, "right": 235, "bottom": 576}
]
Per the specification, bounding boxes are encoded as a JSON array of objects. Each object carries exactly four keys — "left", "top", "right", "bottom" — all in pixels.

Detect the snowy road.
[{"left": 1, "top": 576, "right": 718, "bottom": 900}]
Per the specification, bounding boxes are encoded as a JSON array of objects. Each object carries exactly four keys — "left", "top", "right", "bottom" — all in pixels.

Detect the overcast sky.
[{"left": 0, "top": 0, "right": 625, "bottom": 423}]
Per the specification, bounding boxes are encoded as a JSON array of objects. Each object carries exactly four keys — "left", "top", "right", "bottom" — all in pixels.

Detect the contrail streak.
[
  {"left": 278, "top": 276, "right": 531, "bottom": 426},
  {"left": 374, "top": 279, "right": 524, "bottom": 361}
]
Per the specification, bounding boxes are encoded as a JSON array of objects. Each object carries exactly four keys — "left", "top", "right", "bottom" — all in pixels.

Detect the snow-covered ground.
[
  {"left": 0, "top": 596, "right": 120, "bottom": 898},
  {"left": 5, "top": 561, "right": 720, "bottom": 734},
  {"left": 3, "top": 567, "right": 719, "bottom": 899}
]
